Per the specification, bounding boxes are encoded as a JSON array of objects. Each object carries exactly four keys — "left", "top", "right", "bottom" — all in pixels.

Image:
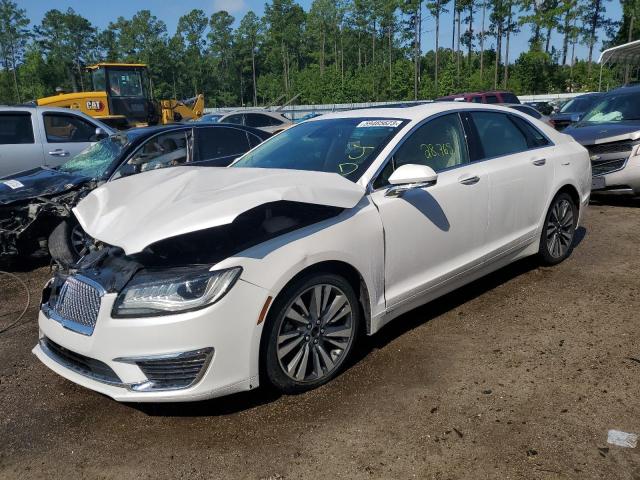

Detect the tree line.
[{"left": 0, "top": 0, "right": 631, "bottom": 107}]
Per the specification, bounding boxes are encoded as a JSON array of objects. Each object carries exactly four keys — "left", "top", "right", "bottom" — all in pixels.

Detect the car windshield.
[
  {"left": 560, "top": 96, "right": 599, "bottom": 113},
  {"left": 580, "top": 92, "right": 640, "bottom": 123},
  {"left": 58, "top": 134, "right": 128, "bottom": 179},
  {"left": 232, "top": 118, "right": 406, "bottom": 181}
]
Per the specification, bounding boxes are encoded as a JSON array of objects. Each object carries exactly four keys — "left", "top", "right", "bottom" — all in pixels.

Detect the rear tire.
[
  {"left": 538, "top": 192, "right": 577, "bottom": 265},
  {"left": 262, "top": 272, "right": 360, "bottom": 394},
  {"left": 48, "top": 219, "right": 92, "bottom": 267}
]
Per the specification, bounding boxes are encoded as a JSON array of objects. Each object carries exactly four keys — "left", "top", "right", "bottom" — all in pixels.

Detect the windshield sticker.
[
  {"left": 1, "top": 180, "right": 24, "bottom": 190},
  {"left": 356, "top": 120, "right": 403, "bottom": 128}
]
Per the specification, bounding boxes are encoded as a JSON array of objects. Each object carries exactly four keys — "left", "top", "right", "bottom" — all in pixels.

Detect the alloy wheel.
[
  {"left": 70, "top": 224, "right": 92, "bottom": 258},
  {"left": 276, "top": 284, "right": 355, "bottom": 383},
  {"left": 546, "top": 198, "right": 574, "bottom": 258}
]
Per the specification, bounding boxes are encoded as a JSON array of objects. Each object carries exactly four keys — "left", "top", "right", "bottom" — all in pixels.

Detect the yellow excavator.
[{"left": 37, "top": 63, "right": 204, "bottom": 129}]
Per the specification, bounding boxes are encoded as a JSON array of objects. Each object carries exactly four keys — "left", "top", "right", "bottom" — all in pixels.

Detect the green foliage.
[{"left": 0, "top": 0, "right": 626, "bottom": 106}]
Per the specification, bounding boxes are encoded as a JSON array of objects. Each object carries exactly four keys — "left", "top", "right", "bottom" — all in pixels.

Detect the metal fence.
[{"left": 204, "top": 92, "right": 588, "bottom": 120}]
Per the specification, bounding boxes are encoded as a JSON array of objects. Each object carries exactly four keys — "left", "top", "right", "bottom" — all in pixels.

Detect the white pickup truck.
[{"left": 0, "top": 106, "right": 113, "bottom": 178}]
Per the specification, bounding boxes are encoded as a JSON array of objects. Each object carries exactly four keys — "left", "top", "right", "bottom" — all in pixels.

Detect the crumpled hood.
[
  {"left": 74, "top": 166, "right": 365, "bottom": 255},
  {"left": 0, "top": 168, "right": 90, "bottom": 205},
  {"left": 564, "top": 121, "right": 640, "bottom": 145}
]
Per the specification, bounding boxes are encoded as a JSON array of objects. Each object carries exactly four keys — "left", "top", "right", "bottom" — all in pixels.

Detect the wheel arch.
[
  {"left": 555, "top": 183, "right": 581, "bottom": 212},
  {"left": 265, "top": 260, "right": 373, "bottom": 335}
]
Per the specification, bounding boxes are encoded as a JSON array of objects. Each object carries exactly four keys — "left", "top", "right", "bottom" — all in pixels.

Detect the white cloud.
[{"left": 212, "top": 0, "right": 247, "bottom": 14}]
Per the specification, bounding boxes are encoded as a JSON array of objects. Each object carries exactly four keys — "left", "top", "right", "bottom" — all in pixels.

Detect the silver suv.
[
  {"left": 564, "top": 86, "right": 640, "bottom": 197},
  {"left": 0, "top": 106, "right": 112, "bottom": 178}
]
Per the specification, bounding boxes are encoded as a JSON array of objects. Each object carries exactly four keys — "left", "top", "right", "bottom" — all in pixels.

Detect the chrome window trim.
[{"left": 367, "top": 108, "right": 556, "bottom": 193}]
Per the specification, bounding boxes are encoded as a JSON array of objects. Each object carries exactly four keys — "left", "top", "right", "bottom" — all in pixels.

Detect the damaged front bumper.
[{"left": 34, "top": 275, "right": 271, "bottom": 402}]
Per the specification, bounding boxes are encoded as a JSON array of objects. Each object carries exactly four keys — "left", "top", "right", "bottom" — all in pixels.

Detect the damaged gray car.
[{"left": 0, "top": 123, "right": 270, "bottom": 265}]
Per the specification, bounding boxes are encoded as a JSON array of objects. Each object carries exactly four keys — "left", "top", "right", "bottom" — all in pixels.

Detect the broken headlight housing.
[{"left": 112, "top": 266, "right": 242, "bottom": 317}]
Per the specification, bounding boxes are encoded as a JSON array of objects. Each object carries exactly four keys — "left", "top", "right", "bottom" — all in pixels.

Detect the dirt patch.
[{"left": 1, "top": 200, "right": 639, "bottom": 479}]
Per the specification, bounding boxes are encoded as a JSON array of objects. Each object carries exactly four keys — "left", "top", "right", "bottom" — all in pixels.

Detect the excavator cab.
[
  {"left": 37, "top": 63, "right": 203, "bottom": 129},
  {"left": 87, "top": 63, "right": 158, "bottom": 128}
]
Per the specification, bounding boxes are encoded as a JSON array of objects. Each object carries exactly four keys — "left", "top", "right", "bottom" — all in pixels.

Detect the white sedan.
[{"left": 33, "top": 103, "right": 591, "bottom": 402}]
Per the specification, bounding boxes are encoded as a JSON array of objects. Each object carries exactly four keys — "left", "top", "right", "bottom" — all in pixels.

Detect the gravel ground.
[{"left": 0, "top": 198, "right": 639, "bottom": 480}]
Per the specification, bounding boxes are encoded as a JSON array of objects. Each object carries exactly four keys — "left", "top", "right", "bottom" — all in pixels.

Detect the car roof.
[
  {"left": 437, "top": 90, "right": 513, "bottom": 98},
  {"left": 0, "top": 105, "right": 99, "bottom": 114},
  {"left": 122, "top": 122, "right": 271, "bottom": 140},
  {"left": 606, "top": 84, "right": 640, "bottom": 95},
  {"left": 220, "top": 110, "right": 289, "bottom": 118},
  {"left": 307, "top": 102, "right": 525, "bottom": 122}
]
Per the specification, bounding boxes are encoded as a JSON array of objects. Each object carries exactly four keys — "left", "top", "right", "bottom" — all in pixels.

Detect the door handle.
[
  {"left": 532, "top": 158, "right": 546, "bottom": 166},
  {"left": 459, "top": 175, "right": 480, "bottom": 185},
  {"left": 48, "top": 149, "right": 70, "bottom": 157}
]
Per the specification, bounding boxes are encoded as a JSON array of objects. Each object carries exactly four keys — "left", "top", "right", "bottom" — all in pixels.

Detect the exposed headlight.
[{"left": 113, "top": 267, "right": 242, "bottom": 317}]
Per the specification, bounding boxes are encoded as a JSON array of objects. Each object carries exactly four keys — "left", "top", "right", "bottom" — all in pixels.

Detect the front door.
[
  {"left": 369, "top": 113, "right": 491, "bottom": 309},
  {"left": 39, "top": 113, "right": 100, "bottom": 167}
]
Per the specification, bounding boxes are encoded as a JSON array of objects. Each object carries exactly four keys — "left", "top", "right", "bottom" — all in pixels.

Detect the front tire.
[
  {"left": 262, "top": 273, "right": 360, "bottom": 394},
  {"left": 48, "top": 219, "right": 93, "bottom": 267},
  {"left": 538, "top": 192, "right": 577, "bottom": 265}
]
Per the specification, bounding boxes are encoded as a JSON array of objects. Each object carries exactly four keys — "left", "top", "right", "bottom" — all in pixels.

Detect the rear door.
[
  {"left": 38, "top": 112, "right": 101, "bottom": 167},
  {"left": 466, "top": 110, "right": 554, "bottom": 255},
  {"left": 0, "top": 111, "right": 44, "bottom": 177},
  {"left": 194, "top": 126, "right": 253, "bottom": 166}
]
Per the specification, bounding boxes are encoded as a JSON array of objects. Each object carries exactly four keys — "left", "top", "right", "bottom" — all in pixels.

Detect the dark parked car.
[
  {"left": 436, "top": 91, "right": 520, "bottom": 104},
  {"left": 549, "top": 93, "right": 604, "bottom": 131},
  {"left": 0, "top": 123, "right": 270, "bottom": 264},
  {"left": 523, "top": 101, "right": 553, "bottom": 115}
]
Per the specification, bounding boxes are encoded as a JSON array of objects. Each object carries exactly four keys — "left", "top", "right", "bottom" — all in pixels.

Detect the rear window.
[
  {"left": 501, "top": 93, "right": 520, "bottom": 104},
  {"left": 512, "top": 105, "right": 542, "bottom": 119},
  {"left": 0, "top": 113, "right": 34, "bottom": 144}
]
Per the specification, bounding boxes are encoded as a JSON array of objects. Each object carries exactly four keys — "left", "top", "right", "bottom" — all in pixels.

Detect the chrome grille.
[
  {"left": 592, "top": 158, "right": 627, "bottom": 176},
  {"left": 47, "top": 276, "right": 103, "bottom": 335},
  {"left": 587, "top": 141, "right": 635, "bottom": 155}
]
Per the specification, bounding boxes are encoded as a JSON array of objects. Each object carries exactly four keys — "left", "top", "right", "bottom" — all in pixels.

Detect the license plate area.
[{"left": 592, "top": 176, "right": 606, "bottom": 190}]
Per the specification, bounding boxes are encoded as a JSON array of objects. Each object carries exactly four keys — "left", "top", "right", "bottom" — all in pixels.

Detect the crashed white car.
[{"left": 33, "top": 104, "right": 591, "bottom": 402}]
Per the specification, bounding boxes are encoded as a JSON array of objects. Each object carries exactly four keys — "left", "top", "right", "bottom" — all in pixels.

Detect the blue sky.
[{"left": 19, "top": 0, "right": 623, "bottom": 62}]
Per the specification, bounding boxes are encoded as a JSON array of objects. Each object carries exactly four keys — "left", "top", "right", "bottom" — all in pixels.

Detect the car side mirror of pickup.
[{"left": 385, "top": 164, "right": 438, "bottom": 197}]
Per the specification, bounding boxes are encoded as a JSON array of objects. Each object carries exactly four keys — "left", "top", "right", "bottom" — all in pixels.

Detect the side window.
[
  {"left": 223, "top": 114, "right": 244, "bottom": 125},
  {"left": 471, "top": 111, "right": 529, "bottom": 158},
  {"left": 374, "top": 113, "right": 469, "bottom": 188},
  {"left": 0, "top": 113, "right": 34, "bottom": 144},
  {"left": 510, "top": 114, "right": 551, "bottom": 148},
  {"left": 245, "top": 114, "right": 272, "bottom": 128},
  {"left": 43, "top": 114, "right": 97, "bottom": 143},
  {"left": 485, "top": 95, "right": 499, "bottom": 104},
  {"left": 501, "top": 93, "right": 520, "bottom": 104},
  {"left": 123, "top": 130, "right": 188, "bottom": 175},
  {"left": 517, "top": 106, "right": 542, "bottom": 119},
  {"left": 472, "top": 96, "right": 483, "bottom": 103},
  {"left": 196, "top": 127, "right": 250, "bottom": 164},
  {"left": 247, "top": 133, "right": 264, "bottom": 148}
]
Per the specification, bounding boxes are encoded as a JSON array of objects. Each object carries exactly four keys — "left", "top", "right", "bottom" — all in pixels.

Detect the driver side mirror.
[
  {"left": 385, "top": 164, "right": 438, "bottom": 197},
  {"left": 93, "top": 127, "right": 108, "bottom": 141}
]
